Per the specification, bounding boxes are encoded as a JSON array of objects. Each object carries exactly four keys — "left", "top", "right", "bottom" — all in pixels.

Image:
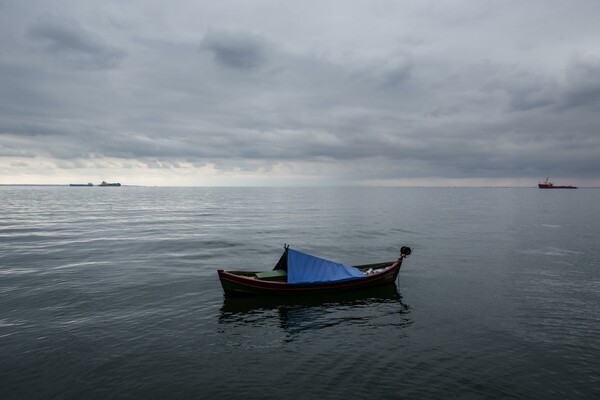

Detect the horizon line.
[{"left": 1, "top": 184, "right": 598, "bottom": 189}]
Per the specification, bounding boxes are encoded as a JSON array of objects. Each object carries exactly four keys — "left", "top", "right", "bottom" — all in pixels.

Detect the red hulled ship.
[{"left": 538, "top": 178, "right": 577, "bottom": 189}]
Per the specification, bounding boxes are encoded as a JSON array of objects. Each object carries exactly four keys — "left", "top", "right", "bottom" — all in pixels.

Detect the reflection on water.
[{"left": 218, "top": 285, "right": 412, "bottom": 338}]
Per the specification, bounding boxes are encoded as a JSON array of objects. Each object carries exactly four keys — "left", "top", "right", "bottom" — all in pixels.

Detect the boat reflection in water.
[{"left": 218, "top": 284, "right": 412, "bottom": 337}]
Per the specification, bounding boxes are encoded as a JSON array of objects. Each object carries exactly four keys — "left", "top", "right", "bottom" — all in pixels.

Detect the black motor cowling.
[{"left": 400, "top": 246, "right": 412, "bottom": 257}]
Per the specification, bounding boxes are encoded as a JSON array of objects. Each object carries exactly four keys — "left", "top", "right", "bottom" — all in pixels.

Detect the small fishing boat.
[
  {"left": 217, "top": 245, "right": 412, "bottom": 297},
  {"left": 538, "top": 178, "right": 577, "bottom": 189}
]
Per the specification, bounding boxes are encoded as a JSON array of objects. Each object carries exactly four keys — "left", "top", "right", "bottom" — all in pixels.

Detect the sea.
[{"left": 1, "top": 186, "right": 599, "bottom": 399}]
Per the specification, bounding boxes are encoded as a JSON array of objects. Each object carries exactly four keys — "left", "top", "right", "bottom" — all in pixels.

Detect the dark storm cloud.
[
  {"left": 559, "top": 56, "right": 600, "bottom": 111},
  {"left": 491, "top": 55, "right": 600, "bottom": 113},
  {"left": 0, "top": 137, "right": 36, "bottom": 158},
  {"left": 26, "top": 18, "right": 124, "bottom": 69},
  {"left": 377, "top": 55, "right": 414, "bottom": 88},
  {"left": 200, "top": 29, "right": 268, "bottom": 70}
]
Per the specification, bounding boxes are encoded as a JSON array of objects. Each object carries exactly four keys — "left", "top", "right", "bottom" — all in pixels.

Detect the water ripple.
[{"left": 1, "top": 186, "right": 599, "bottom": 399}]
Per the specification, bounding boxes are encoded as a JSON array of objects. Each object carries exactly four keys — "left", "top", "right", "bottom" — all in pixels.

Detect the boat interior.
[{"left": 228, "top": 261, "right": 395, "bottom": 283}]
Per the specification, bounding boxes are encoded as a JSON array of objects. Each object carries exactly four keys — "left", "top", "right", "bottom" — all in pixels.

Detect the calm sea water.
[{"left": 1, "top": 186, "right": 599, "bottom": 399}]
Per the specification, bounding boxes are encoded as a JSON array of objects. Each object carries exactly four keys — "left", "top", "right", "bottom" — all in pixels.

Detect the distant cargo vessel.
[
  {"left": 70, "top": 183, "right": 93, "bottom": 187},
  {"left": 538, "top": 178, "right": 577, "bottom": 189},
  {"left": 99, "top": 181, "right": 121, "bottom": 187}
]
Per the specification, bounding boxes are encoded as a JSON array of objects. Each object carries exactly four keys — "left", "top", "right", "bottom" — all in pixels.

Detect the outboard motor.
[{"left": 400, "top": 246, "right": 412, "bottom": 257}]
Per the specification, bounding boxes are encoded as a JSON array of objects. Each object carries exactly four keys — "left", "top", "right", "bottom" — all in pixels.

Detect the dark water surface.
[{"left": 1, "top": 187, "right": 599, "bottom": 399}]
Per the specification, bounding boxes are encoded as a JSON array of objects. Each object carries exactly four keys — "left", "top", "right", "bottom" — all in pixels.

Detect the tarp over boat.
[{"left": 284, "top": 248, "right": 366, "bottom": 285}]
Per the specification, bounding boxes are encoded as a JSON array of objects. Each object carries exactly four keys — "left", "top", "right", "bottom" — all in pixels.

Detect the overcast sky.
[{"left": 1, "top": 0, "right": 600, "bottom": 186}]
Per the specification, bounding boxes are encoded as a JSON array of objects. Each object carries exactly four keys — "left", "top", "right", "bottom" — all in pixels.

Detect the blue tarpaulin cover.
[{"left": 287, "top": 248, "right": 366, "bottom": 285}]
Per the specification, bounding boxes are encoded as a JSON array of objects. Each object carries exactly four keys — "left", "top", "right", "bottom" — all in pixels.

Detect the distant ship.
[
  {"left": 70, "top": 183, "right": 93, "bottom": 187},
  {"left": 538, "top": 178, "right": 577, "bottom": 189},
  {"left": 99, "top": 181, "right": 121, "bottom": 187}
]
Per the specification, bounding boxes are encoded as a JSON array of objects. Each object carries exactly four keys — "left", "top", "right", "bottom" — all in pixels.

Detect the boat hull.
[
  {"left": 218, "top": 259, "right": 403, "bottom": 297},
  {"left": 538, "top": 184, "right": 577, "bottom": 189}
]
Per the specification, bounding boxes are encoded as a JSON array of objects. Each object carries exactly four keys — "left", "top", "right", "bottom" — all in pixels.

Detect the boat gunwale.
[{"left": 217, "top": 259, "right": 402, "bottom": 294}]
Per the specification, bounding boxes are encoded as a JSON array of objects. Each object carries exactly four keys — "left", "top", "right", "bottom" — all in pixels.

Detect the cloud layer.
[{"left": 1, "top": 0, "right": 600, "bottom": 185}]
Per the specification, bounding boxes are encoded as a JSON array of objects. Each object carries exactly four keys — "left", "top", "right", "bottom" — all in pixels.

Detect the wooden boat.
[{"left": 217, "top": 246, "right": 412, "bottom": 297}]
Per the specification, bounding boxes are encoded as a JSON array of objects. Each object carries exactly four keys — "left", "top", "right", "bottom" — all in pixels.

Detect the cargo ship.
[
  {"left": 99, "top": 181, "right": 121, "bottom": 187},
  {"left": 538, "top": 178, "right": 577, "bottom": 189},
  {"left": 70, "top": 183, "right": 93, "bottom": 187}
]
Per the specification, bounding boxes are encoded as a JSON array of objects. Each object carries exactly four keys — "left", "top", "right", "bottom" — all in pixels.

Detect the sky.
[{"left": 1, "top": 0, "right": 600, "bottom": 186}]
